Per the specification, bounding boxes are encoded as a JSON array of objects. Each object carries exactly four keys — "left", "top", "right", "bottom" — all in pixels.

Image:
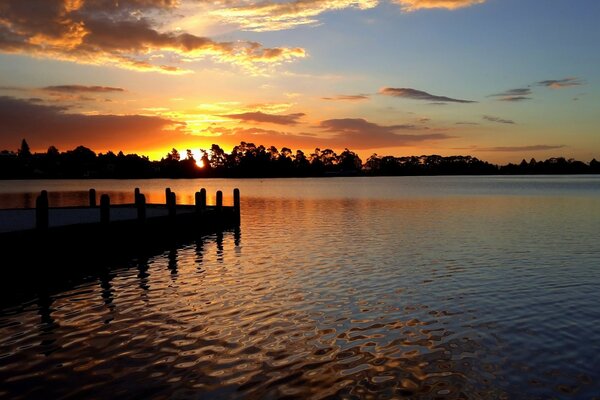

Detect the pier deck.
[{"left": 0, "top": 187, "right": 240, "bottom": 269}]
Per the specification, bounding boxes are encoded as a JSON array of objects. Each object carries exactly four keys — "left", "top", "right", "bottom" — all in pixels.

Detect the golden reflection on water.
[{"left": 1, "top": 177, "right": 600, "bottom": 399}]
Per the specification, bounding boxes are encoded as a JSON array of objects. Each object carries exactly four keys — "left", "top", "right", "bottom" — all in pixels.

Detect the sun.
[{"left": 192, "top": 150, "right": 205, "bottom": 168}]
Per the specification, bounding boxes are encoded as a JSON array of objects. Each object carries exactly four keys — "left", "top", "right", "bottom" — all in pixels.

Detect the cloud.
[
  {"left": 222, "top": 111, "right": 306, "bottom": 125},
  {"left": 0, "top": 0, "right": 305, "bottom": 73},
  {"left": 483, "top": 115, "right": 515, "bottom": 124},
  {"left": 322, "top": 94, "right": 370, "bottom": 101},
  {"left": 0, "top": 96, "right": 187, "bottom": 151},
  {"left": 204, "top": 117, "right": 453, "bottom": 149},
  {"left": 380, "top": 87, "right": 475, "bottom": 103},
  {"left": 42, "top": 85, "right": 125, "bottom": 93},
  {"left": 394, "top": 0, "right": 486, "bottom": 11},
  {"left": 478, "top": 145, "right": 566, "bottom": 152},
  {"left": 489, "top": 88, "right": 532, "bottom": 102},
  {"left": 537, "top": 77, "right": 583, "bottom": 89},
  {"left": 455, "top": 121, "right": 479, "bottom": 125},
  {"left": 211, "top": 0, "right": 378, "bottom": 32}
]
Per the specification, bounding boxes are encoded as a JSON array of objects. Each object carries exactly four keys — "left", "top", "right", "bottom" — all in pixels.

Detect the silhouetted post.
[
  {"left": 194, "top": 191, "right": 201, "bottom": 213},
  {"left": 168, "top": 191, "right": 176, "bottom": 217},
  {"left": 137, "top": 193, "right": 146, "bottom": 221},
  {"left": 100, "top": 194, "right": 110, "bottom": 224},
  {"left": 165, "top": 188, "right": 171, "bottom": 206},
  {"left": 134, "top": 188, "right": 141, "bottom": 205},
  {"left": 233, "top": 188, "right": 240, "bottom": 224},
  {"left": 216, "top": 190, "right": 223, "bottom": 213},
  {"left": 36, "top": 190, "right": 49, "bottom": 230},
  {"left": 89, "top": 188, "right": 96, "bottom": 207},
  {"left": 200, "top": 188, "right": 207, "bottom": 211}
]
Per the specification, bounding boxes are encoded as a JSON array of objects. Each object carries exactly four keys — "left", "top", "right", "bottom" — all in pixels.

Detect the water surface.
[{"left": 1, "top": 176, "right": 599, "bottom": 399}]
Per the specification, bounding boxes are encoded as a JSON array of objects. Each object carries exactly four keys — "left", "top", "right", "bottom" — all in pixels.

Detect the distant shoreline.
[
  {"left": 3, "top": 141, "right": 599, "bottom": 179},
  {"left": 2, "top": 173, "right": 600, "bottom": 181}
]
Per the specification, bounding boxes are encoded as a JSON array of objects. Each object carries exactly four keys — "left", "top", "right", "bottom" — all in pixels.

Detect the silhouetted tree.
[
  {"left": 0, "top": 139, "right": 597, "bottom": 179},
  {"left": 17, "top": 139, "right": 31, "bottom": 158}
]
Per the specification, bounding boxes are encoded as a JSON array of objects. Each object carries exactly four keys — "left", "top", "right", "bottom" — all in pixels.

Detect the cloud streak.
[
  {"left": 483, "top": 115, "right": 515, "bottom": 124},
  {"left": 394, "top": 0, "right": 487, "bottom": 11},
  {"left": 380, "top": 87, "right": 475, "bottom": 103},
  {"left": 221, "top": 111, "right": 306, "bottom": 125},
  {"left": 322, "top": 94, "right": 370, "bottom": 101},
  {"left": 42, "top": 85, "right": 125, "bottom": 93},
  {"left": 478, "top": 145, "right": 566, "bottom": 152},
  {"left": 537, "top": 77, "right": 583, "bottom": 89},
  {"left": 489, "top": 88, "right": 532, "bottom": 102}
]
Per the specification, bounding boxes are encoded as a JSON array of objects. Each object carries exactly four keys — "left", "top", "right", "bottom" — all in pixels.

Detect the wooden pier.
[{"left": 0, "top": 187, "right": 240, "bottom": 269}]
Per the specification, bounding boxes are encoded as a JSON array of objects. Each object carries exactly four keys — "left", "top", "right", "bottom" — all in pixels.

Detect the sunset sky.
[{"left": 0, "top": 0, "right": 598, "bottom": 163}]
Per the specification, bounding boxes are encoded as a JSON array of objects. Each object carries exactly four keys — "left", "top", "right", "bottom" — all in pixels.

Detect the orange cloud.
[
  {"left": 394, "top": 0, "right": 486, "bottom": 11},
  {"left": 0, "top": 0, "right": 305, "bottom": 73},
  {"left": 212, "top": 0, "right": 378, "bottom": 31}
]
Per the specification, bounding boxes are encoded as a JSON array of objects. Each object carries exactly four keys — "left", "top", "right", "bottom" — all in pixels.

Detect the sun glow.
[{"left": 192, "top": 150, "right": 205, "bottom": 168}]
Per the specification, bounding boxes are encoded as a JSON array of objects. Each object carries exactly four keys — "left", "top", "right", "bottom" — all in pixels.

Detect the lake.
[{"left": 1, "top": 176, "right": 599, "bottom": 399}]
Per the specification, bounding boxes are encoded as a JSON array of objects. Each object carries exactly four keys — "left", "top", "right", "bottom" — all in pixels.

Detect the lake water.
[{"left": 1, "top": 176, "right": 599, "bottom": 399}]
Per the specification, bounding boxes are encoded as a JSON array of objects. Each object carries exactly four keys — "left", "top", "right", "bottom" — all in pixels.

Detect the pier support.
[
  {"left": 36, "top": 190, "right": 49, "bottom": 229},
  {"left": 165, "top": 188, "right": 171, "bottom": 206},
  {"left": 216, "top": 190, "right": 223, "bottom": 213},
  {"left": 89, "top": 189, "right": 96, "bottom": 207},
  {"left": 200, "top": 188, "right": 206, "bottom": 210},
  {"left": 233, "top": 188, "right": 240, "bottom": 224},
  {"left": 168, "top": 191, "right": 176, "bottom": 217},
  {"left": 134, "top": 188, "right": 141, "bottom": 205},
  {"left": 100, "top": 194, "right": 110, "bottom": 224},
  {"left": 137, "top": 193, "right": 146, "bottom": 221}
]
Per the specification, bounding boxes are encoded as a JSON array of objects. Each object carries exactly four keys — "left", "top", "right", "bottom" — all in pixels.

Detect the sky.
[{"left": 0, "top": 0, "right": 598, "bottom": 163}]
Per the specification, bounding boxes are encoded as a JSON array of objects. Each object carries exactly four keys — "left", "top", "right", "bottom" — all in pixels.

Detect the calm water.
[{"left": 1, "top": 176, "right": 599, "bottom": 399}]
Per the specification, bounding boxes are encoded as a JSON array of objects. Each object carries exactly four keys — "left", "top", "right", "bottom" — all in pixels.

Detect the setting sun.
[{"left": 192, "top": 150, "right": 205, "bottom": 168}]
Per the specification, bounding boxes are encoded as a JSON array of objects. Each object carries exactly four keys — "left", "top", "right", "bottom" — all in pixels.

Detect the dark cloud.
[
  {"left": 42, "top": 85, "right": 125, "bottom": 93},
  {"left": 321, "top": 94, "right": 370, "bottom": 101},
  {"left": 0, "top": 96, "right": 186, "bottom": 151},
  {"left": 537, "top": 77, "right": 583, "bottom": 89},
  {"left": 379, "top": 87, "right": 476, "bottom": 103},
  {"left": 455, "top": 121, "right": 479, "bottom": 125},
  {"left": 483, "top": 115, "right": 515, "bottom": 124},
  {"left": 478, "top": 145, "right": 566, "bottom": 152},
  {"left": 222, "top": 111, "right": 306, "bottom": 125},
  {"left": 204, "top": 117, "right": 454, "bottom": 150},
  {"left": 0, "top": 0, "right": 305, "bottom": 73},
  {"left": 489, "top": 88, "right": 532, "bottom": 102}
]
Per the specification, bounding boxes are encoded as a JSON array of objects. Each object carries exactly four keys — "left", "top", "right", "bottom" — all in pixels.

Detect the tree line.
[{"left": 1, "top": 139, "right": 598, "bottom": 179}]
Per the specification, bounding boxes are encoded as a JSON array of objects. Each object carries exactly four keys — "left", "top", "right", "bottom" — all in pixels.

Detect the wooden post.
[
  {"left": 89, "top": 188, "right": 96, "bottom": 207},
  {"left": 100, "top": 194, "right": 110, "bottom": 224},
  {"left": 168, "top": 191, "right": 176, "bottom": 217},
  {"left": 165, "top": 188, "right": 171, "bottom": 206},
  {"left": 233, "top": 188, "right": 240, "bottom": 224},
  {"left": 36, "top": 190, "right": 49, "bottom": 229},
  {"left": 137, "top": 193, "right": 146, "bottom": 221},
  {"left": 216, "top": 190, "right": 223, "bottom": 212},
  {"left": 194, "top": 191, "right": 201, "bottom": 213},
  {"left": 199, "top": 188, "right": 206, "bottom": 210},
  {"left": 134, "top": 187, "right": 141, "bottom": 205}
]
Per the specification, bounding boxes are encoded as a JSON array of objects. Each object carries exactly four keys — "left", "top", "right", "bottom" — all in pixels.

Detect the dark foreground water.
[{"left": 1, "top": 176, "right": 599, "bottom": 399}]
